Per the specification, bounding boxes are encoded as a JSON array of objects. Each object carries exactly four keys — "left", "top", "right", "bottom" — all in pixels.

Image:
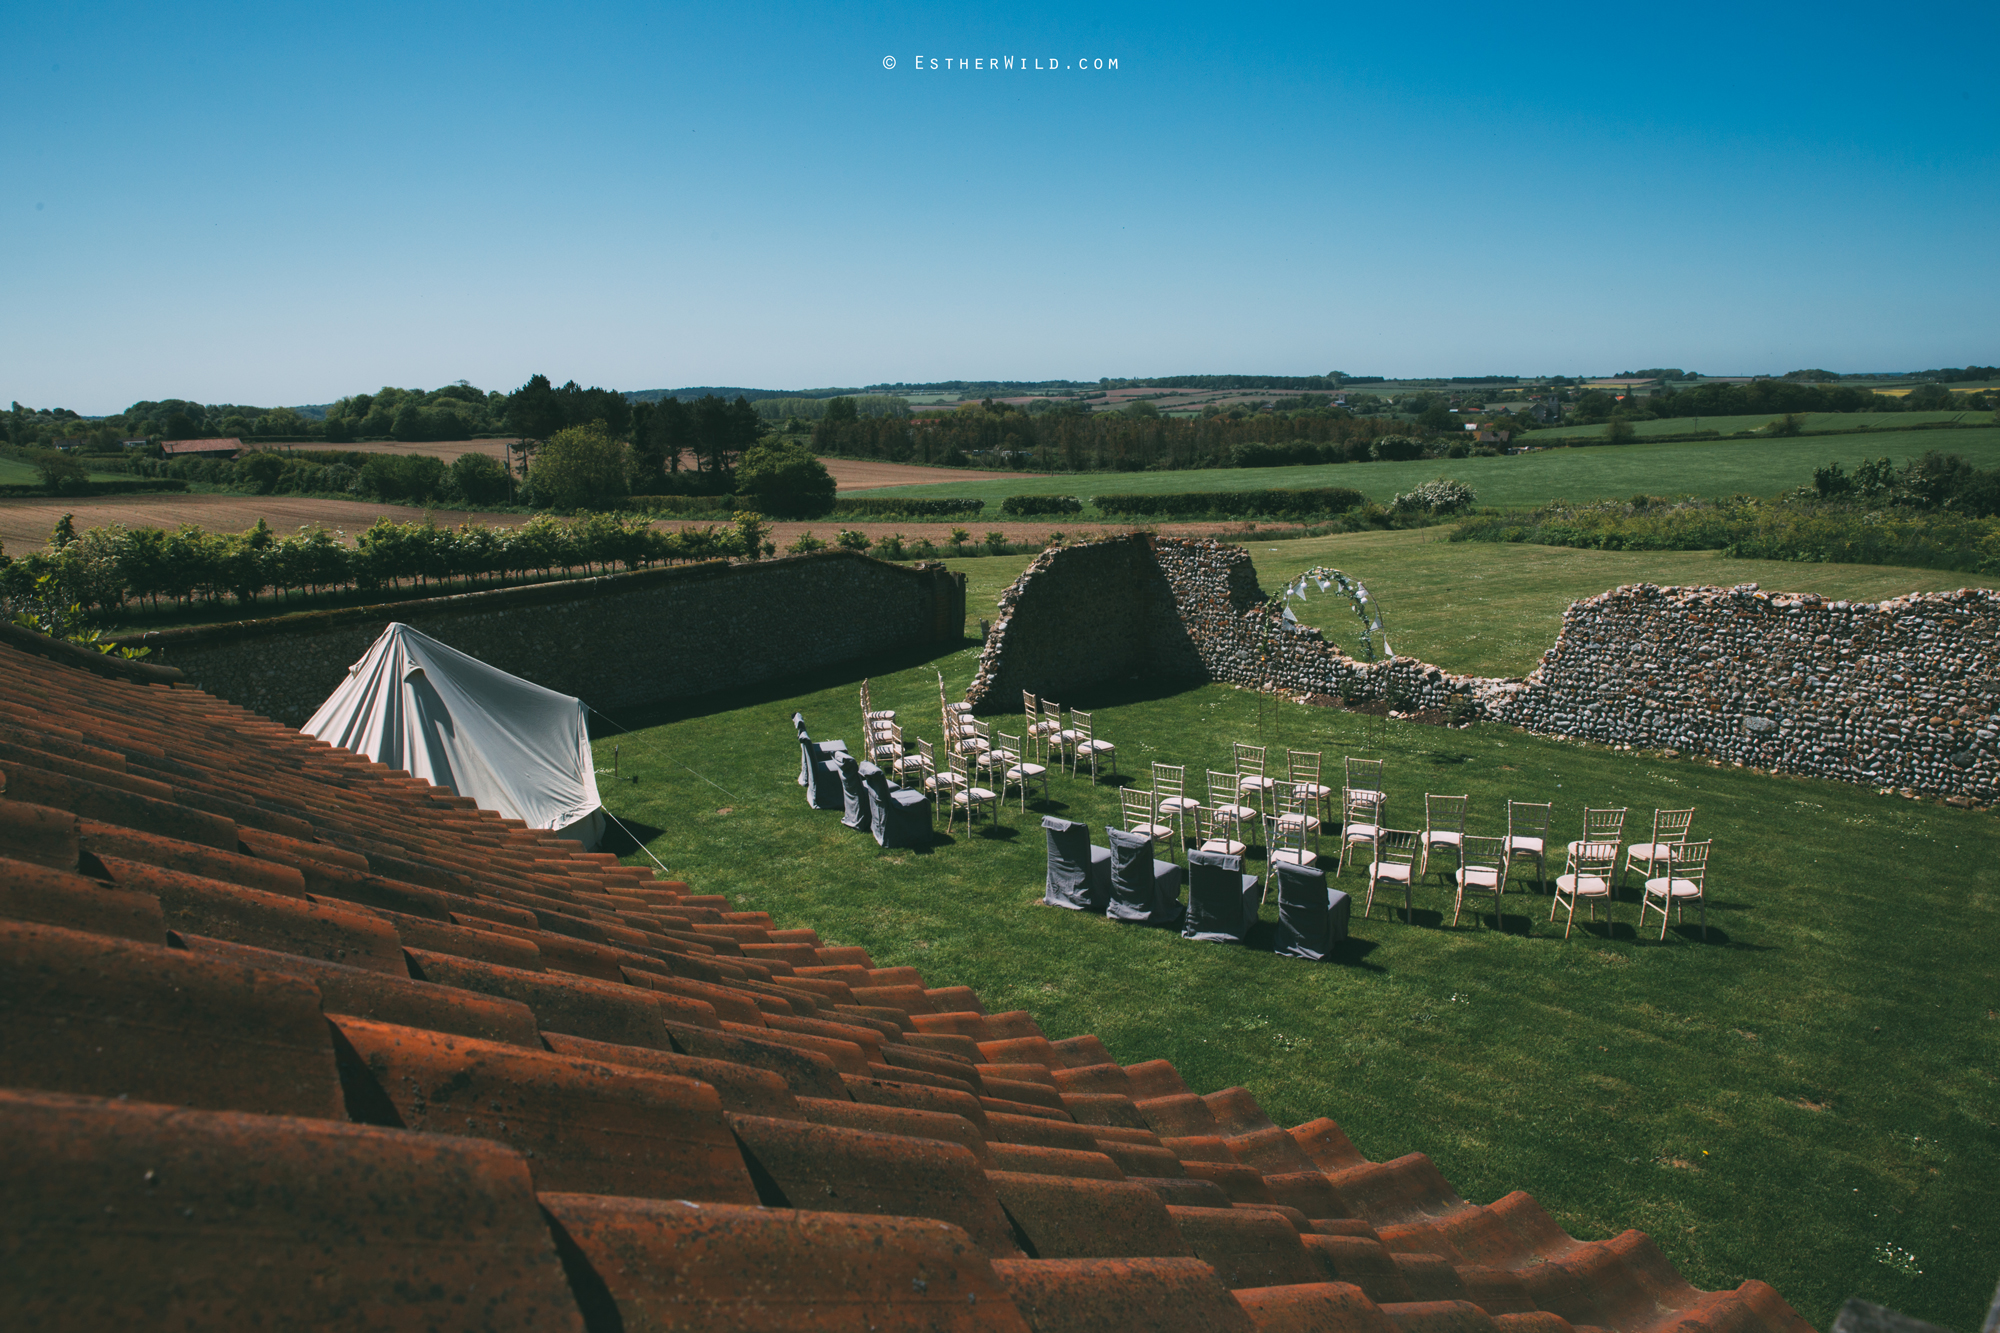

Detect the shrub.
[
  {"left": 984, "top": 531, "right": 1007, "bottom": 553},
  {"left": 787, "top": 530, "right": 828, "bottom": 554},
  {"left": 1370, "top": 435, "right": 1426, "bottom": 462},
  {"left": 833, "top": 496, "right": 984, "bottom": 517},
  {"left": 1605, "top": 419, "right": 1637, "bottom": 445},
  {"left": 1093, "top": 487, "right": 1366, "bottom": 519},
  {"left": 1391, "top": 478, "right": 1478, "bottom": 516},
  {"left": 527, "top": 422, "right": 632, "bottom": 511},
  {"left": 875, "top": 533, "right": 907, "bottom": 560},
  {"left": 835, "top": 529, "right": 872, "bottom": 551},
  {"left": 737, "top": 440, "right": 836, "bottom": 518},
  {"left": 733, "top": 512, "right": 768, "bottom": 560},
  {"left": 1000, "top": 494, "right": 1082, "bottom": 516},
  {"left": 450, "top": 452, "right": 512, "bottom": 505}
]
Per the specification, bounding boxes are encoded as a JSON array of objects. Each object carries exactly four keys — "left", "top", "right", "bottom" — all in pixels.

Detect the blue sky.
[{"left": 5, "top": 1, "right": 1995, "bottom": 412}]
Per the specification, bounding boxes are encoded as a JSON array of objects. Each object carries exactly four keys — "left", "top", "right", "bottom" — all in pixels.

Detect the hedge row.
[
  {"left": 1092, "top": 486, "right": 1367, "bottom": 517},
  {"left": 0, "top": 512, "right": 761, "bottom": 614},
  {"left": 0, "top": 478, "right": 190, "bottom": 499},
  {"left": 1000, "top": 495, "right": 1083, "bottom": 516},
  {"left": 831, "top": 497, "right": 985, "bottom": 517}
]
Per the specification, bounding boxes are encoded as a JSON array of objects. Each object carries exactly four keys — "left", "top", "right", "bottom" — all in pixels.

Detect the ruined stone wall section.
[
  {"left": 1498, "top": 583, "right": 2000, "bottom": 802},
  {"left": 127, "top": 552, "right": 966, "bottom": 728},
  {"left": 965, "top": 535, "right": 2000, "bottom": 802}
]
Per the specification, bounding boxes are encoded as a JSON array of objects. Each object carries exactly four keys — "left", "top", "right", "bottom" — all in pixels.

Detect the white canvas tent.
[{"left": 302, "top": 623, "right": 603, "bottom": 847}]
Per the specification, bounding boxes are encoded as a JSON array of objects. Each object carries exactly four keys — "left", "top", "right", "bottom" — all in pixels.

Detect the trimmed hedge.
[
  {"left": 1093, "top": 486, "right": 1366, "bottom": 518},
  {"left": 1000, "top": 494, "right": 1083, "bottom": 516},
  {"left": 832, "top": 497, "right": 985, "bottom": 517},
  {"left": 0, "top": 479, "right": 189, "bottom": 499}
]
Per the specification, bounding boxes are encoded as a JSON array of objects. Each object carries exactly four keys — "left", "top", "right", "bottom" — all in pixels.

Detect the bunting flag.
[{"left": 1282, "top": 605, "right": 1298, "bottom": 624}]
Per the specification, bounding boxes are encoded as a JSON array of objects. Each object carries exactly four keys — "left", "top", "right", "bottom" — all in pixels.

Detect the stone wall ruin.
[{"left": 964, "top": 534, "right": 1999, "bottom": 804}]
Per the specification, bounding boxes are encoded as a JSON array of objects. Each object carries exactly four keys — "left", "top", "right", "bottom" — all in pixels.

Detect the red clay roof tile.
[
  {"left": 984, "top": 1172, "right": 1193, "bottom": 1261},
  {"left": 407, "top": 948, "right": 684, "bottom": 1048},
  {"left": 4, "top": 762, "right": 238, "bottom": 849},
  {"left": 0, "top": 853, "right": 167, "bottom": 942},
  {"left": 666, "top": 1021, "right": 851, "bottom": 1100},
  {"left": 1057, "top": 1091, "right": 1148, "bottom": 1128},
  {"left": 985, "top": 1112, "right": 1103, "bottom": 1155},
  {"left": 0, "top": 798, "right": 81, "bottom": 868},
  {"left": 1184, "top": 1160, "right": 1279, "bottom": 1205},
  {"left": 1234, "top": 1280, "right": 1403, "bottom": 1333},
  {"left": 1131, "top": 1174, "right": 1236, "bottom": 1209},
  {"left": 330, "top": 1016, "right": 759, "bottom": 1204},
  {"left": 97, "top": 856, "right": 407, "bottom": 973},
  {"left": 798, "top": 1095, "right": 994, "bottom": 1162},
  {"left": 1124, "top": 1059, "right": 1193, "bottom": 1100},
  {"left": 177, "top": 934, "right": 543, "bottom": 1047},
  {"left": 1092, "top": 1138, "right": 1188, "bottom": 1180},
  {"left": 986, "top": 1142, "right": 1127, "bottom": 1181},
  {"left": 540, "top": 1195, "right": 1032, "bottom": 1332},
  {"left": 1304, "top": 1234, "right": 1419, "bottom": 1305},
  {"left": 1168, "top": 1204, "right": 1327, "bottom": 1290},
  {"left": 0, "top": 1088, "right": 586, "bottom": 1331},
  {"left": 1229, "top": 1126, "right": 1320, "bottom": 1175},
  {"left": 728, "top": 1113, "right": 1023, "bottom": 1257},
  {"left": 1, "top": 920, "right": 343, "bottom": 1119},
  {"left": 991, "top": 1256, "right": 1258, "bottom": 1333},
  {"left": 539, "top": 1030, "right": 802, "bottom": 1119}
]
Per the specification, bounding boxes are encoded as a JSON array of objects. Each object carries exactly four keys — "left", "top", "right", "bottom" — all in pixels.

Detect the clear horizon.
[{"left": 6, "top": 0, "right": 1995, "bottom": 415}]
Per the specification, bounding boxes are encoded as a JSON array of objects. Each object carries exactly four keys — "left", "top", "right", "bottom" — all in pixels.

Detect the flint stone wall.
[
  {"left": 965, "top": 534, "right": 2000, "bottom": 802},
  {"left": 122, "top": 552, "right": 966, "bottom": 728}
]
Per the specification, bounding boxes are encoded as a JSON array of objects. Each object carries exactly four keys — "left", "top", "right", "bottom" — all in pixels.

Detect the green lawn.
[
  {"left": 0, "top": 455, "right": 133, "bottom": 486},
  {"left": 1532, "top": 411, "right": 1986, "bottom": 440},
  {"left": 849, "top": 428, "right": 2000, "bottom": 512},
  {"left": 943, "top": 529, "right": 2000, "bottom": 678},
  {"left": 596, "top": 646, "right": 1998, "bottom": 1333}
]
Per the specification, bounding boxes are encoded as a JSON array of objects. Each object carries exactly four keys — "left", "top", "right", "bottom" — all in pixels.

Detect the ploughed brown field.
[
  {"left": 272, "top": 438, "right": 522, "bottom": 461},
  {"left": 819, "top": 458, "right": 1044, "bottom": 490},
  {"left": 0, "top": 493, "right": 1241, "bottom": 555}
]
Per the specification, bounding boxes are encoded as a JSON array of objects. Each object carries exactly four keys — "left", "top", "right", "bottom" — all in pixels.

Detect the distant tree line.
[{"left": 1568, "top": 378, "right": 1994, "bottom": 425}]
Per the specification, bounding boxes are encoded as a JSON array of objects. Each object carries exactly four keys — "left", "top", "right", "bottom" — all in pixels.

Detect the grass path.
[
  {"left": 845, "top": 427, "right": 2000, "bottom": 511},
  {"left": 597, "top": 648, "right": 1999, "bottom": 1332},
  {"left": 944, "top": 529, "right": 1998, "bottom": 678}
]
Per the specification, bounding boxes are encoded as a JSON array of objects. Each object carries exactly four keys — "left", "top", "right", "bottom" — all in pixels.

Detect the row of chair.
[
  {"left": 794, "top": 712, "right": 931, "bottom": 849},
  {"left": 1041, "top": 817, "right": 1353, "bottom": 961}
]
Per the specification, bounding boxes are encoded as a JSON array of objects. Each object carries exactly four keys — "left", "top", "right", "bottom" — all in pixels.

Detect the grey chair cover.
[
  {"left": 1183, "top": 850, "right": 1261, "bottom": 944},
  {"left": 792, "top": 712, "right": 846, "bottom": 786},
  {"left": 1042, "top": 816, "right": 1112, "bottom": 912},
  {"left": 862, "top": 764, "right": 931, "bottom": 848},
  {"left": 1106, "top": 826, "right": 1184, "bottom": 927},
  {"left": 837, "top": 753, "right": 869, "bottom": 830},
  {"left": 800, "top": 743, "right": 844, "bottom": 811},
  {"left": 1272, "top": 860, "right": 1351, "bottom": 961}
]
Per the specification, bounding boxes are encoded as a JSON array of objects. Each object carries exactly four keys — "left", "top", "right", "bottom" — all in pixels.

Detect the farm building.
[
  {"left": 160, "top": 436, "right": 243, "bottom": 459},
  {"left": 0, "top": 620, "right": 1820, "bottom": 1333}
]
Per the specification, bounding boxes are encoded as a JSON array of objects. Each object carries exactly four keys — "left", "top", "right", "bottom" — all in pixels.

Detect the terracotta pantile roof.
[{"left": 0, "top": 631, "right": 1818, "bottom": 1333}]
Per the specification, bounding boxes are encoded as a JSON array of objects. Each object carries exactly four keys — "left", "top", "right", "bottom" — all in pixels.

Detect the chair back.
[
  {"left": 1069, "top": 709, "right": 1094, "bottom": 742},
  {"left": 1152, "top": 762, "right": 1187, "bottom": 803},
  {"left": 947, "top": 749, "right": 974, "bottom": 784},
  {"left": 1185, "top": 849, "right": 1255, "bottom": 943},
  {"left": 1374, "top": 829, "right": 1420, "bottom": 869},
  {"left": 1460, "top": 834, "right": 1506, "bottom": 874},
  {"left": 1287, "top": 749, "right": 1323, "bottom": 787},
  {"left": 1040, "top": 699, "right": 1064, "bottom": 731},
  {"left": 1233, "top": 742, "right": 1267, "bottom": 780},
  {"left": 1275, "top": 780, "right": 1317, "bottom": 821},
  {"left": 914, "top": 737, "right": 938, "bottom": 772},
  {"left": 1568, "top": 840, "right": 1619, "bottom": 879},
  {"left": 996, "top": 731, "right": 1025, "bottom": 764},
  {"left": 1195, "top": 806, "right": 1241, "bottom": 850},
  {"left": 1345, "top": 756, "right": 1385, "bottom": 800},
  {"left": 1272, "top": 860, "right": 1349, "bottom": 960},
  {"left": 1269, "top": 810, "right": 1312, "bottom": 862},
  {"left": 1507, "top": 800, "right": 1553, "bottom": 842},
  {"left": 1580, "top": 806, "right": 1628, "bottom": 842},
  {"left": 1665, "top": 838, "right": 1710, "bottom": 884},
  {"left": 1424, "top": 793, "right": 1467, "bottom": 837},
  {"left": 1651, "top": 807, "right": 1696, "bottom": 843},
  {"left": 1342, "top": 788, "right": 1383, "bottom": 826},
  {"left": 1120, "top": 787, "right": 1158, "bottom": 830},
  {"left": 1207, "top": 769, "right": 1243, "bottom": 808},
  {"left": 1022, "top": 690, "right": 1040, "bottom": 729}
]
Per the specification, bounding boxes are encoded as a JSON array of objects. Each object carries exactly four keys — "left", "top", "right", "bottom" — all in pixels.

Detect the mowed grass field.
[
  {"left": 944, "top": 529, "right": 2000, "bottom": 678},
  {"left": 596, "top": 643, "right": 1999, "bottom": 1332},
  {"left": 1531, "top": 410, "right": 1986, "bottom": 440},
  {"left": 849, "top": 427, "right": 2000, "bottom": 512}
]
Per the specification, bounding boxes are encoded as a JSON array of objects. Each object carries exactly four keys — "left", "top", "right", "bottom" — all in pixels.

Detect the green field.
[
  {"left": 945, "top": 528, "right": 1998, "bottom": 677},
  {"left": 0, "top": 456, "right": 131, "bottom": 486},
  {"left": 1531, "top": 411, "right": 1987, "bottom": 440},
  {"left": 851, "top": 428, "right": 2000, "bottom": 513},
  {"left": 597, "top": 636, "right": 1999, "bottom": 1332}
]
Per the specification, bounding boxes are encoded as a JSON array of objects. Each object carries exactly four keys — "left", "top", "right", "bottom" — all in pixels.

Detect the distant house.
[
  {"left": 52, "top": 437, "right": 87, "bottom": 452},
  {"left": 161, "top": 437, "right": 244, "bottom": 460},
  {"left": 120, "top": 438, "right": 150, "bottom": 449}
]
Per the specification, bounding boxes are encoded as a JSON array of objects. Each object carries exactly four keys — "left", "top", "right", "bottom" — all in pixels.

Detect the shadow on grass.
[{"left": 598, "top": 817, "right": 666, "bottom": 855}]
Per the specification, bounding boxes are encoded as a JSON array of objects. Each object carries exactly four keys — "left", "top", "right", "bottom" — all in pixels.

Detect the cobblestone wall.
[
  {"left": 1502, "top": 583, "right": 2000, "bottom": 804},
  {"left": 965, "top": 535, "right": 2000, "bottom": 803},
  {"left": 124, "top": 553, "right": 966, "bottom": 727}
]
